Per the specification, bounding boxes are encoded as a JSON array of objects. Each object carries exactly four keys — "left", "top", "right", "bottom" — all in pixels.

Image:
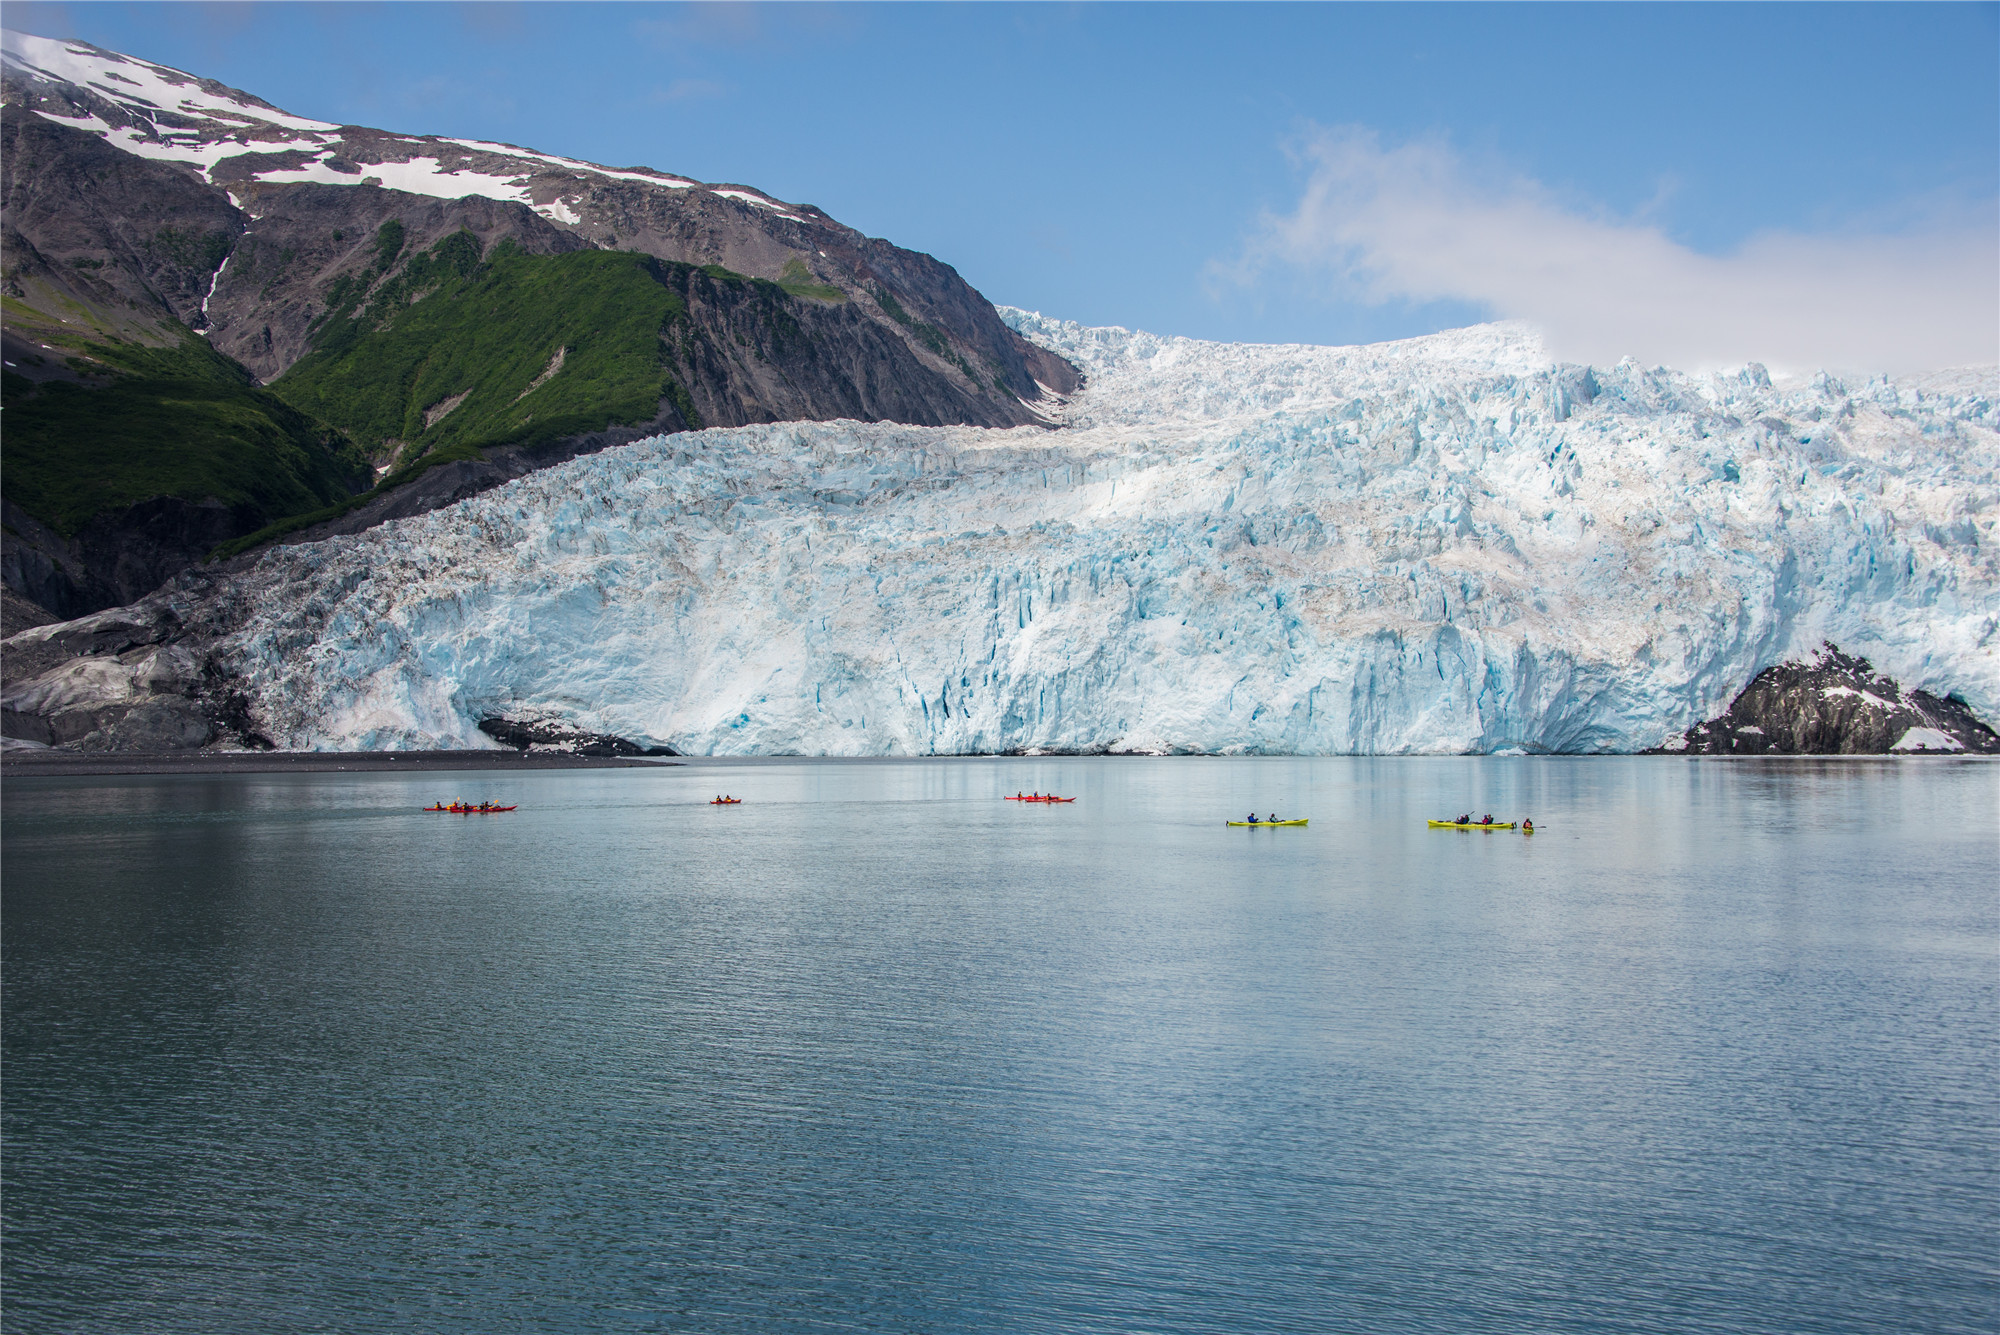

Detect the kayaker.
[
  {"left": 1481, "top": 813, "right": 1493, "bottom": 825},
  {"left": 1268, "top": 813, "right": 1278, "bottom": 824},
  {"left": 1522, "top": 818, "right": 1534, "bottom": 834},
  {"left": 1457, "top": 812, "right": 1470, "bottom": 825},
  {"left": 1246, "top": 812, "right": 1257, "bottom": 824}
]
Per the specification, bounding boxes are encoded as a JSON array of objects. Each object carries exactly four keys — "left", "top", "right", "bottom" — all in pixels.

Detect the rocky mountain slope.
[
  {"left": 4, "top": 313, "right": 1994, "bottom": 756},
  {"left": 1, "top": 30, "right": 1076, "bottom": 618},
  {"left": 1654, "top": 644, "right": 2000, "bottom": 754}
]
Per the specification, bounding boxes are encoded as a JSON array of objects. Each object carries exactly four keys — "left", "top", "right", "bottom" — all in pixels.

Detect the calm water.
[{"left": 4, "top": 757, "right": 1996, "bottom": 1334}]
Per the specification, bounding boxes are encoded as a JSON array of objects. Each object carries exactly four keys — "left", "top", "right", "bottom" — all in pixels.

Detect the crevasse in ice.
[{"left": 204, "top": 311, "right": 1998, "bottom": 753}]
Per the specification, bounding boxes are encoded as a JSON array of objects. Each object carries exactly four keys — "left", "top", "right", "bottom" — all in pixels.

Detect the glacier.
[{"left": 29, "top": 312, "right": 1999, "bottom": 755}]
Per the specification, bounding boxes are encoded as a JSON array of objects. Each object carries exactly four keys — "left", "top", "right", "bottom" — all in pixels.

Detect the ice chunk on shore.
[{"left": 1892, "top": 727, "right": 1964, "bottom": 752}]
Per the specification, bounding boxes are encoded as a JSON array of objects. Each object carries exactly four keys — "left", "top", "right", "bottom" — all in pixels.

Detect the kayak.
[
  {"left": 424, "top": 805, "right": 517, "bottom": 813},
  {"left": 1428, "top": 820, "right": 1516, "bottom": 830},
  {"left": 710, "top": 799, "right": 742, "bottom": 805},
  {"left": 1005, "top": 796, "right": 1074, "bottom": 803},
  {"left": 1227, "top": 819, "right": 1308, "bottom": 827}
]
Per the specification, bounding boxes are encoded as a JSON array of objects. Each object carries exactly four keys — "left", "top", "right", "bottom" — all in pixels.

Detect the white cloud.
[{"left": 1229, "top": 126, "right": 1998, "bottom": 375}]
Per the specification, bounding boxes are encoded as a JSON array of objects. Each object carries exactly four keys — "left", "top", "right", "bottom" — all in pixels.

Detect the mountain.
[
  {"left": 4, "top": 312, "right": 1995, "bottom": 756},
  {"left": 0, "top": 30, "right": 1077, "bottom": 620},
  {"left": 1653, "top": 644, "right": 2000, "bottom": 755}
]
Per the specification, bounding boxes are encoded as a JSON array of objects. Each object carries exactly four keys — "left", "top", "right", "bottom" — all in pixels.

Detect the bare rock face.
[
  {"left": 0, "top": 104, "right": 246, "bottom": 341},
  {"left": 478, "top": 716, "right": 675, "bottom": 758},
  {"left": 0, "top": 585, "right": 58, "bottom": 637},
  {"left": 0, "top": 588, "right": 263, "bottom": 752},
  {"left": 1655, "top": 644, "right": 2000, "bottom": 755},
  {"left": 1, "top": 495, "right": 272, "bottom": 620}
]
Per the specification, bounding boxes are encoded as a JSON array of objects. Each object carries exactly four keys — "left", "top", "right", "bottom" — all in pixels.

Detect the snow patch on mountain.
[
  {"left": 2, "top": 29, "right": 794, "bottom": 215},
  {"left": 130, "top": 312, "right": 1994, "bottom": 755},
  {"left": 437, "top": 137, "right": 698, "bottom": 188},
  {"left": 20, "top": 101, "right": 298, "bottom": 174},
  {"left": 2, "top": 29, "right": 337, "bottom": 134},
  {"left": 240, "top": 154, "right": 539, "bottom": 203}
]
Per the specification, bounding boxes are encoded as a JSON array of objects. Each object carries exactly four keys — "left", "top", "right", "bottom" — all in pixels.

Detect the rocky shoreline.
[{"left": 1651, "top": 644, "right": 2000, "bottom": 756}]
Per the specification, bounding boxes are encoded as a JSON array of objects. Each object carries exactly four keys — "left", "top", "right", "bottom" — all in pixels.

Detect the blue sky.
[{"left": 11, "top": 2, "right": 1998, "bottom": 368}]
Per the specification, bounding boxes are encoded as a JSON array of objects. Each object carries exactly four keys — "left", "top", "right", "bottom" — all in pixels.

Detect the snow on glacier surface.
[{"left": 198, "top": 311, "right": 1998, "bottom": 754}]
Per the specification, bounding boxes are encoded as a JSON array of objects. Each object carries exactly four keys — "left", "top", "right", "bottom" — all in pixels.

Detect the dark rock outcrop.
[
  {"left": 479, "top": 716, "right": 675, "bottom": 758},
  {"left": 3, "top": 494, "right": 272, "bottom": 620},
  {"left": 0, "top": 584, "right": 58, "bottom": 637},
  {"left": 1654, "top": 644, "right": 2000, "bottom": 755},
  {"left": 0, "top": 589, "right": 272, "bottom": 751}
]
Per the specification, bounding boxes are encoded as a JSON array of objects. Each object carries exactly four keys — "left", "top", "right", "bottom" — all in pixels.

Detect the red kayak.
[
  {"left": 1005, "top": 795, "right": 1075, "bottom": 803},
  {"left": 710, "top": 798, "right": 742, "bottom": 805},
  {"left": 424, "top": 804, "right": 517, "bottom": 813}
]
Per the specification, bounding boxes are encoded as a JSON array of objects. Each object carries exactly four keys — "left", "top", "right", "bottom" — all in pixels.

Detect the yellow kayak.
[
  {"left": 1227, "top": 819, "right": 1308, "bottom": 827},
  {"left": 1428, "top": 820, "right": 1517, "bottom": 830}
]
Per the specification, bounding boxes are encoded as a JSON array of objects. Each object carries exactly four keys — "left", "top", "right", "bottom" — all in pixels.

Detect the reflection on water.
[{"left": 4, "top": 758, "right": 1996, "bottom": 1334}]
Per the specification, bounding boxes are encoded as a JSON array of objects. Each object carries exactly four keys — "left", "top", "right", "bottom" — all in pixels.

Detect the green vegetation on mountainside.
[
  {"left": 779, "top": 257, "right": 847, "bottom": 303},
  {"left": 4, "top": 221, "right": 840, "bottom": 562},
  {"left": 1, "top": 334, "right": 369, "bottom": 536},
  {"left": 206, "top": 438, "right": 490, "bottom": 561},
  {"left": 272, "top": 229, "right": 697, "bottom": 461}
]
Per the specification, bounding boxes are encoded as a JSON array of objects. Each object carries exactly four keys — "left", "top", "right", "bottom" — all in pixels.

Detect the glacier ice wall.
[{"left": 190, "top": 313, "right": 1997, "bottom": 753}]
